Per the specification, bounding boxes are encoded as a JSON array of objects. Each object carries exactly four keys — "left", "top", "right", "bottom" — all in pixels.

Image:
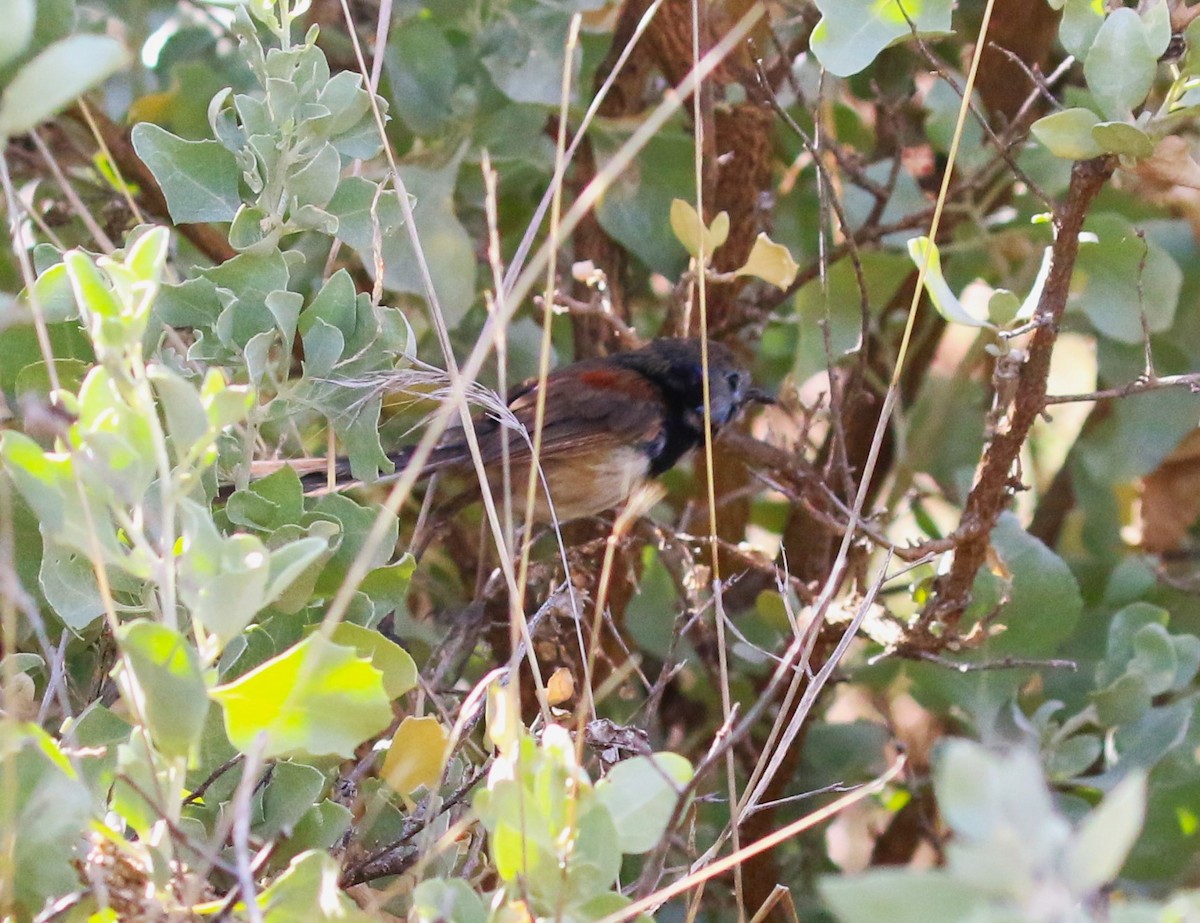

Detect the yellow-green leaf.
[
  {"left": 382, "top": 715, "right": 448, "bottom": 795},
  {"left": 328, "top": 622, "right": 418, "bottom": 700},
  {"left": 210, "top": 635, "right": 391, "bottom": 759},
  {"left": 736, "top": 233, "right": 799, "bottom": 289},
  {"left": 669, "top": 199, "right": 729, "bottom": 260}
]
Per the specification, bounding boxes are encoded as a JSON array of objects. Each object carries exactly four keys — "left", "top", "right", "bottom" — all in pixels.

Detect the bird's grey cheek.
[{"left": 700, "top": 400, "right": 734, "bottom": 426}]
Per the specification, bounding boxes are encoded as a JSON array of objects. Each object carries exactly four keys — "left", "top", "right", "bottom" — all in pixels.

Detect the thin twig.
[
  {"left": 230, "top": 739, "right": 265, "bottom": 923},
  {"left": 905, "top": 651, "right": 1078, "bottom": 673},
  {"left": 1044, "top": 371, "right": 1200, "bottom": 405}
]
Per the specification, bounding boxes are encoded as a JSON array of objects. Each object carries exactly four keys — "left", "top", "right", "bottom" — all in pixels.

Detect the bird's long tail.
[{"left": 218, "top": 442, "right": 465, "bottom": 501}]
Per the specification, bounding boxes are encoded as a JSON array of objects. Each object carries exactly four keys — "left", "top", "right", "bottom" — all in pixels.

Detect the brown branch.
[
  {"left": 66, "top": 105, "right": 236, "bottom": 265},
  {"left": 339, "top": 764, "right": 488, "bottom": 886},
  {"left": 1044, "top": 371, "right": 1200, "bottom": 405},
  {"left": 917, "top": 156, "right": 1116, "bottom": 640}
]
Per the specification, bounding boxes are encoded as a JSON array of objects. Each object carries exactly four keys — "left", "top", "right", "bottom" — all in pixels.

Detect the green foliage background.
[{"left": 4, "top": 0, "right": 1200, "bottom": 921}]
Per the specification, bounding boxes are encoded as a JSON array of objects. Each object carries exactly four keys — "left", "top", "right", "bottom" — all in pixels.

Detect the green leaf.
[
  {"left": 178, "top": 502, "right": 271, "bottom": 642},
  {"left": 1, "top": 724, "right": 94, "bottom": 918},
  {"left": 28, "top": 261, "right": 80, "bottom": 323},
  {"left": 1073, "top": 214, "right": 1180, "bottom": 343},
  {"left": 0, "top": 0, "right": 34, "bottom": 69},
  {"left": 0, "top": 34, "right": 128, "bottom": 137},
  {"left": 907, "top": 236, "right": 993, "bottom": 328},
  {"left": 148, "top": 364, "right": 212, "bottom": 468},
  {"left": 383, "top": 21, "right": 458, "bottom": 135},
  {"left": 594, "top": 753, "right": 693, "bottom": 854},
  {"left": 986, "top": 513, "right": 1083, "bottom": 656},
  {"left": 821, "top": 870, "right": 981, "bottom": 923},
  {"left": 1047, "top": 734, "right": 1103, "bottom": 781},
  {"left": 38, "top": 539, "right": 105, "bottom": 630},
  {"left": 264, "top": 537, "right": 330, "bottom": 608},
  {"left": 210, "top": 634, "right": 392, "bottom": 758},
  {"left": 1141, "top": 0, "right": 1171, "bottom": 58},
  {"left": 1084, "top": 8, "right": 1157, "bottom": 121},
  {"left": 987, "top": 289, "right": 1022, "bottom": 327},
  {"left": 228, "top": 204, "right": 271, "bottom": 251},
  {"left": 480, "top": 5, "right": 578, "bottom": 106},
  {"left": 201, "top": 368, "right": 253, "bottom": 431},
  {"left": 256, "top": 851, "right": 374, "bottom": 922},
  {"left": 1128, "top": 623, "right": 1178, "bottom": 695},
  {"left": 1031, "top": 108, "right": 1104, "bottom": 160},
  {"left": 2, "top": 430, "right": 136, "bottom": 568},
  {"left": 593, "top": 129, "right": 695, "bottom": 275},
  {"left": 328, "top": 164, "right": 475, "bottom": 327},
  {"left": 792, "top": 250, "right": 912, "bottom": 381},
  {"left": 258, "top": 761, "right": 325, "bottom": 838},
  {"left": 1092, "top": 673, "right": 1152, "bottom": 726},
  {"left": 309, "top": 493, "right": 398, "bottom": 596},
  {"left": 328, "top": 622, "right": 417, "bottom": 700},
  {"left": 561, "top": 800, "right": 623, "bottom": 905},
  {"left": 288, "top": 141, "right": 340, "bottom": 210},
  {"left": 281, "top": 799, "right": 353, "bottom": 861},
  {"left": 224, "top": 465, "right": 305, "bottom": 531},
  {"left": 412, "top": 879, "right": 487, "bottom": 923},
  {"left": 115, "top": 622, "right": 209, "bottom": 759},
  {"left": 1101, "top": 603, "right": 1169, "bottom": 681},
  {"left": 1067, "top": 770, "right": 1147, "bottom": 893},
  {"left": 669, "top": 199, "right": 729, "bottom": 260},
  {"left": 811, "top": 0, "right": 954, "bottom": 78},
  {"left": 1060, "top": 0, "right": 1105, "bottom": 58},
  {"left": 1091, "top": 121, "right": 1155, "bottom": 159},
  {"left": 358, "top": 555, "right": 416, "bottom": 620},
  {"left": 131, "top": 123, "right": 241, "bottom": 223},
  {"left": 1169, "top": 633, "right": 1200, "bottom": 690}
]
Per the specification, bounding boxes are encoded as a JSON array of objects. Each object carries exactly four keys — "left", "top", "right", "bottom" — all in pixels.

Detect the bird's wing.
[{"left": 450, "top": 364, "right": 668, "bottom": 468}]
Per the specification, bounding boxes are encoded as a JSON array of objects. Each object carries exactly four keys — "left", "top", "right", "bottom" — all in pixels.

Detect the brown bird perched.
[{"left": 268, "top": 338, "right": 770, "bottom": 525}]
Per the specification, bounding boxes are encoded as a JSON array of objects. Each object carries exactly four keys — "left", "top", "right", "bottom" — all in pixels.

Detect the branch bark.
[{"left": 918, "top": 156, "right": 1116, "bottom": 639}]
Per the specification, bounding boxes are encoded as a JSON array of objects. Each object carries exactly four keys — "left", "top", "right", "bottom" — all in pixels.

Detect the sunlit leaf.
[
  {"left": 381, "top": 715, "right": 448, "bottom": 795},
  {"left": 736, "top": 233, "right": 799, "bottom": 289},
  {"left": 256, "top": 851, "right": 374, "bottom": 922},
  {"left": 210, "top": 634, "right": 391, "bottom": 758},
  {"left": 907, "top": 236, "right": 993, "bottom": 328},
  {"left": 328, "top": 621, "right": 417, "bottom": 700}
]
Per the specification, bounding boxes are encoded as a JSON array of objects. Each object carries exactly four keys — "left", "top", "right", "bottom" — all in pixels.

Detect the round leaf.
[
  {"left": 594, "top": 752, "right": 693, "bottom": 854},
  {"left": 1032, "top": 108, "right": 1103, "bottom": 160},
  {"left": 1084, "top": 8, "right": 1156, "bottom": 121},
  {"left": 381, "top": 715, "right": 449, "bottom": 795},
  {"left": 210, "top": 634, "right": 392, "bottom": 759}
]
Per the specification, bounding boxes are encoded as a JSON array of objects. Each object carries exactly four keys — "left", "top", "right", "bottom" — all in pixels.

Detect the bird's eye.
[{"left": 726, "top": 370, "right": 743, "bottom": 392}]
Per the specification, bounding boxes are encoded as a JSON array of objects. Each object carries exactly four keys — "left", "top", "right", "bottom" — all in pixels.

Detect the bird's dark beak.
[{"left": 744, "top": 387, "right": 776, "bottom": 406}]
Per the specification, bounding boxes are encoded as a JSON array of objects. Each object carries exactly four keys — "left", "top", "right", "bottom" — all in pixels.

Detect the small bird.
[{"left": 274, "top": 338, "right": 770, "bottom": 525}]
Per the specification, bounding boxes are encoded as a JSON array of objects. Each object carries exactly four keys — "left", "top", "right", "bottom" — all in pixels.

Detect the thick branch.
[{"left": 918, "top": 156, "right": 1116, "bottom": 638}]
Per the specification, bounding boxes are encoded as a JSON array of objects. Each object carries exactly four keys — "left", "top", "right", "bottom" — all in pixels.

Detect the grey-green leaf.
[
  {"left": 1084, "top": 8, "right": 1156, "bottom": 121},
  {"left": 116, "top": 621, "right": 209, "bottom": 759},
  {"left": 132, "top": 123, "right": 241, "bottom": 223},
  {"left": 0, "top": 34, "right": 128, "bottom": 137}
]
